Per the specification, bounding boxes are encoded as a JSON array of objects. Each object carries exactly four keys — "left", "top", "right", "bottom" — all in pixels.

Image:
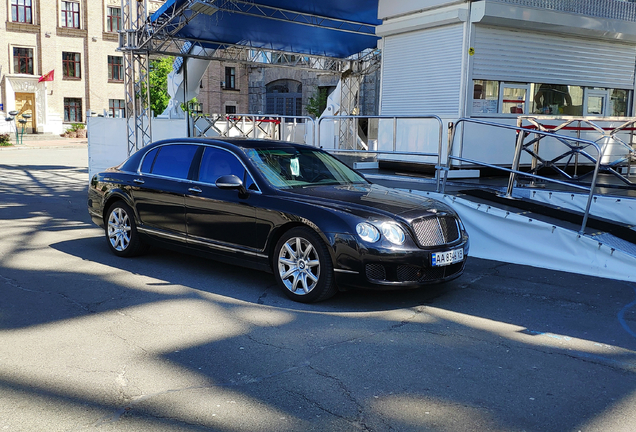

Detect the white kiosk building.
[{"left": 376, "top": 0, "right": 636, "bottom": 166}]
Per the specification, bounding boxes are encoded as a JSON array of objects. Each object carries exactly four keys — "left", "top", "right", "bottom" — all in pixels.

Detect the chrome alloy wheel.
[
  {"left": 277, "top": 236, "right": 321, "bottom": 295},
  {"left": 107, "top": 207, "right": 132, "bottom": 252}
]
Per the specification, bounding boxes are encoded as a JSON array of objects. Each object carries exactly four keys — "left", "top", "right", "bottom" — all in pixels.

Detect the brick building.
[
  {"left": 1, "top": 0, "right": 379, "bottom": 136},
  {"left": 197, "top": 61, "right": 249, "bottom": 116},
  {"left": 0, "top": 0, "right": 162, "bottom": 135}
]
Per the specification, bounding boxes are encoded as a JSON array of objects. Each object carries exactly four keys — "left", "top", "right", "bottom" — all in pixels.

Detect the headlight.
[
  {"left": 356, "top": 222, "right": 380, "bottom": 243},
  {"left": 381, "top": 222, "right": 405, "bottom": 245}
]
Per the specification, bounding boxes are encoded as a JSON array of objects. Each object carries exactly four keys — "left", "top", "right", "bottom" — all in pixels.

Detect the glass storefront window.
[
  {"left": 472, "top": 80, "right": 499, "bottom": 114},
  {"left": 586, "top": 95, "right": 605, "bottom": 115},
  {"left": 532, "top": 84, "right": 583, "bottom": 116},
  {"left": 501, "top": 83, "right": 529, "bottom": 115},
  {"left": 471, "top": 81, "right": 631, "bottom": 117},
  {"left": 610, "top": 89, "right": 629, "bottom": 117}
]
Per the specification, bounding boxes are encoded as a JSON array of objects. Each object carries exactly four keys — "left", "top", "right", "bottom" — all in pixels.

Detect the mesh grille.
[
  {"left": 366, "top": 264, "right": 386, "bottom": 281},
  {"left": 419, "top": 262, "right": 465, "bottom": 282},
  {"left": 411, "top": 216, "right": 460, "bottom": 247},
  {"left": 397, "top": 265, "right": 420, "bottom": 282}
]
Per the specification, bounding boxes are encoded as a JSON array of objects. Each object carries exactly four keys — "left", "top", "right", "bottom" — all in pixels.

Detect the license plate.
[{"left": 432, "top": 248, "right": 464, "bottom": 267}]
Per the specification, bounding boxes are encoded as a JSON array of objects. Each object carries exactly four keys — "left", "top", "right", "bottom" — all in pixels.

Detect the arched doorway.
[{"left": 266, "top": 79, "right": 302, "bottom": 116}]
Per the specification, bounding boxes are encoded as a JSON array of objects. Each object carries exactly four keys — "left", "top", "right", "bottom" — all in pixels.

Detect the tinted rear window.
[
  {"left": 151, "top": 145, "right": 198, "bottom": 179},
  {"left": 140, "top": 148, "right": 159, "bottom": 173}
]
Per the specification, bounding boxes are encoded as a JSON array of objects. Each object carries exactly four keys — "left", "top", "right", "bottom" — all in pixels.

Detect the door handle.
[
  {"left": 188, "top": 187, "right": 202, "bottom": 194},
  {"left": 133, "top": 178, "right": 144, "bottom": 184}
]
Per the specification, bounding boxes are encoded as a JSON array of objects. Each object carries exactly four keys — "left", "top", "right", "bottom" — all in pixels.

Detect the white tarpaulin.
[{"left": 410, "top": 191, "right": 636, "bottom": 282}]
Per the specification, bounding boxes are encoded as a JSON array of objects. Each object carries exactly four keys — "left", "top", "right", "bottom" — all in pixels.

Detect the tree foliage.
[
  {"left": 306, "top": 89, "right": 328, "bottom": 118},
  {"left": 148, "top": 56, "right": 174, "bottom": 116}
]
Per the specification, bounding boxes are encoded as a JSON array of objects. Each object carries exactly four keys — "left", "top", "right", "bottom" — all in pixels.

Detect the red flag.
[{"left": 38, "top": 70, "right": 54, "bottom": 83}]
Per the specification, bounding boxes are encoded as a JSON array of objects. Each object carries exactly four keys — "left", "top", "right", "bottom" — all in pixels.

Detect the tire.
[
  {"left": 273, "top": 227, "right": 337, "bottom": 303},
  {"left": 105, "top": 201, "right": 147, "bottom": 257}
]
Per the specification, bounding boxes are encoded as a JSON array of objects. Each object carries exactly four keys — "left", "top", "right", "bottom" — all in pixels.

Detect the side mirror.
[{"left": 216, "top": 174, "right": 247, "bottom": 196}]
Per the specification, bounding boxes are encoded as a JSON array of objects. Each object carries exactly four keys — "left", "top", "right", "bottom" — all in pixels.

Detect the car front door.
[
  {"left": 185, "top": 146, "right": 259, "bottom": 251},
  {"left": 131, "top": 144, "right": 199, "bottom": 239}
]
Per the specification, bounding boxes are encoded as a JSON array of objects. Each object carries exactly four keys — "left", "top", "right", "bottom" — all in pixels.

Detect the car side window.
[
  {"left": 199, "top": 147, "right": 257, "bottom": 190},
  {"left": 150, "top": 144, "right": 198, "bottom": 179},
  {"left": 140, "top": 148, "right": 159, "bottom": 174}
]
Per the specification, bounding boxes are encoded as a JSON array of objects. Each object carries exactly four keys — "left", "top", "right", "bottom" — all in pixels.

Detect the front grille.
[
  {"left": 411, "top": 215, "right": 460, "bottom": 247},
  {"left": 419, "top": 261, "right": 465, "bottom": 282},
  {"left": 397, "top": 265, "right": 421, "bottom": 282},
  {"left": 366, "top": 264, "right": 387, "bottom": 281},
  {"left": 368, "top": 261, "right": 465, "bottom": 284}
]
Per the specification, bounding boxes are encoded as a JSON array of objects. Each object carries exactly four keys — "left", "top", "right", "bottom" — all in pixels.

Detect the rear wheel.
[
  {"left": 105, "top": 201, "right": 147, "bottom": 257},
  {"left": 273, "top": 227, "right": 337, "bottom": 303}
]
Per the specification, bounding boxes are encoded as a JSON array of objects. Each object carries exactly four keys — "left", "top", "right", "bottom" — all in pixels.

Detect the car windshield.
[{"left": 245, "top": 147, "right": 368, "bottom": 189}]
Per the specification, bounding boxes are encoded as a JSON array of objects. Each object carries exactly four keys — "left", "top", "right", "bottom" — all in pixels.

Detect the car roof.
[
  {"left": 118, "top": 138, "right": 321, "bottom": 174},
  {"left": 149, "top": 137, "right": 316, "bottom": 151}
]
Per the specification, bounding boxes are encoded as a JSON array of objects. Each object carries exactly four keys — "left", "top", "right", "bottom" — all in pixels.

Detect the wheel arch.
[
  {"left": 266, "top": 220, "right": 338, "bottom": 272},
  {"left": 102, "top": 191, "right": 137, "bottom": 226}
]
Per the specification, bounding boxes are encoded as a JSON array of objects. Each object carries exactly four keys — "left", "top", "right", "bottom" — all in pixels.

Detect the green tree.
[
  {"left": 306, "top": 88, "right": 328, "bottom": 118},
  {"left": 148, "top": 56, "right": 174, "bottom": 116}
]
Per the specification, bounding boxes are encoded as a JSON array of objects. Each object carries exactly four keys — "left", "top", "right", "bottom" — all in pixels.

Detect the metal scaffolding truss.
[
  {"left": 121, "top": 0, "right": 152, "bottom": 155},
  {"left": 143, "top": 37, "right": 363, "bottom": 73},
  {"left": 119, "top": 0, "right": 381, "bottom": 154}
]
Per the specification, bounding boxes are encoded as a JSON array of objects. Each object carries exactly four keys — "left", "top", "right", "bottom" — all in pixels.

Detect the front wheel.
[
  {"left": 105, "top": 201, "right": 147, "bottom": 257},
  {"left": 273, "top": 227, "right": 337, "bottom": 303}
]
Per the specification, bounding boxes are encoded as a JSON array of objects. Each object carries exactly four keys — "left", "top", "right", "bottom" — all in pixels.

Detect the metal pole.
[
  {"left": 574, "top": 120, "right": 581, "bottom": 178},
  {"left": 580, "top": 153, "right": 602, "bottom": 234},
  {"left": 392, "top": 116, "right": 397, "bottom": 152},
  {"left": 184, "top": 59, "right": 190, "bottom": 137},
  {"left": 505, "top": 120, "right": 526, "bottom": 198},
  {"left": 441, "top": 121, "right": 455, "bottom": 194}
]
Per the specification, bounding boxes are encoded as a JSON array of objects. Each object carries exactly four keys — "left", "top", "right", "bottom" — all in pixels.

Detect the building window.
[
  {"left": 224, "top": 67, "right": 235, "bottom": 89},
  {"left": 610, "top": 89, "right": 630, "bottom": 117},
  {"left": 107, "top": 7, "right": 121, "bottom": 32},
  {"left": 64, "top": 98, "right": 82, "bottom": 123},
  {"left": 61, "top": 1, "right": 80, "bottom": 28},
  {"left": 265, "top": 79, "right": 302, "bottom": 116},
  {"left": 11, "top": 0, "right": 32, "bottom": 23},
  {"left": 472, "top": 80, "right": 632, "bottom": 117},
  {"left": 225, "top": 105, "right": 237, "bottom": 114},
  {"left": 108, "top": 56, "right": 124, "bottom": 81},
  {"left": 13, "top": 47, "right": 34, "bottom": 74},
  {"left": 500, "top": 83, "right": 530, "bottom": 115},
  {"left": 109, "top": 99, "right": 125, "bottom": 118},
  {"left": 62, "top": 52, "right": 81, "bottom": 79}
]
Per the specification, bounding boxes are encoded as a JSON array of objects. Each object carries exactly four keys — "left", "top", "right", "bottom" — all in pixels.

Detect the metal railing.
[
  {"left": 190, "top": 113, "right": 315, "bottom": 143},
  {"left": 316, "top": 115, "right": 445, "bottom": 191},
  {"left": 443, "top": 118, "right": 604, "bottom": 234},
  {"left": 518, "top": 116, "right": 636, "bottom": 185}
]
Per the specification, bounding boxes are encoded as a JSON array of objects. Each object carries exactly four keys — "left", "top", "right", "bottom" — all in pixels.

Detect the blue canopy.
[{"left": 151, "top": 0, "right": 381, "bottom": 59}]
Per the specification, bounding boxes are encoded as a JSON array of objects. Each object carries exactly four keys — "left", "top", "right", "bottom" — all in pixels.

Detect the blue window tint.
[
  {"left": 140, "top": 148, "right": 159, "bottom": 173},
  {"left": 151, "top": 144, "right": 198, "bottom": 179},
  {"left": 199, "top": 147, "right": 245, "bottom": 184}
]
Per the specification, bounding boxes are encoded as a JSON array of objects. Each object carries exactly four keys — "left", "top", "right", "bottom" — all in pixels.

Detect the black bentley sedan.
[{"left": 88, "top": 138, "right": 469, "bottom": 302}]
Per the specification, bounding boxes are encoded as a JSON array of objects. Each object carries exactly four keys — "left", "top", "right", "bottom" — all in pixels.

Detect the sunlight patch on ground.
[{"left": 372, "top": 395, "right": 504, "bottom": 432}]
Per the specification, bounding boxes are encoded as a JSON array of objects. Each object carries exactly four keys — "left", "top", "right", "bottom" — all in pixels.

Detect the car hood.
[{"left": 281, "top": 183, "right": 455, "bottom": 222}]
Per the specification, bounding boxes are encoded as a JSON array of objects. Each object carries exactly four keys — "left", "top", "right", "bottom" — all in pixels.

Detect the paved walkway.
[{"left": 1, "top": 138, "right": 88, "bottom": 150}]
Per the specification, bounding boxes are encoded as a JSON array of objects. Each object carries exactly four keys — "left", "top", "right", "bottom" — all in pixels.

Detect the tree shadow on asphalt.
[
  {"left": 3, "top": 160, "right": 636, "bottom": 431},
  {"left": 4, "top": 239, "right": 636, "bottom": 432}
]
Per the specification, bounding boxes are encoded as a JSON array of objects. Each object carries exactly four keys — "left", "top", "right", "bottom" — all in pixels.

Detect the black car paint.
[{"left": 88, "top": 138, "right": 468, "bottom": 291}]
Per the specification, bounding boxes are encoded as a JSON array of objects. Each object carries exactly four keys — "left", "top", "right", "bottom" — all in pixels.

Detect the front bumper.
[{"left": 328, "top": 232, "right": 469, "bottom": 291}]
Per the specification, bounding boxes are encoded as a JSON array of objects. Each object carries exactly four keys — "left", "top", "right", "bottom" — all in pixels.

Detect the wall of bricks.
[{"left": 0, "top": 0, "right": 162, "bottom": 133}]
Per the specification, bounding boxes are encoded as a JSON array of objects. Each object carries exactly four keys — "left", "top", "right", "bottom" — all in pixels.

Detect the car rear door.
[
  {"left": 131, "top": 144, "right": 199, "bottom": 238},
  {"left": 185, "top": 146, "right": 259, "bottom": 250}
]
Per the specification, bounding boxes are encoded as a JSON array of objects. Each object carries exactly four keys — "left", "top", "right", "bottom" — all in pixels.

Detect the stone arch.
[{"left": 265, "top": 79, "right": 302, "bottom": 116}]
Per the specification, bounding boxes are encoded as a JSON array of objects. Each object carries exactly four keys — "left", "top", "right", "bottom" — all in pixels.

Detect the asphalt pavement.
[{"left": 1, "top": 145, "right": 636, "bottom": 431}]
